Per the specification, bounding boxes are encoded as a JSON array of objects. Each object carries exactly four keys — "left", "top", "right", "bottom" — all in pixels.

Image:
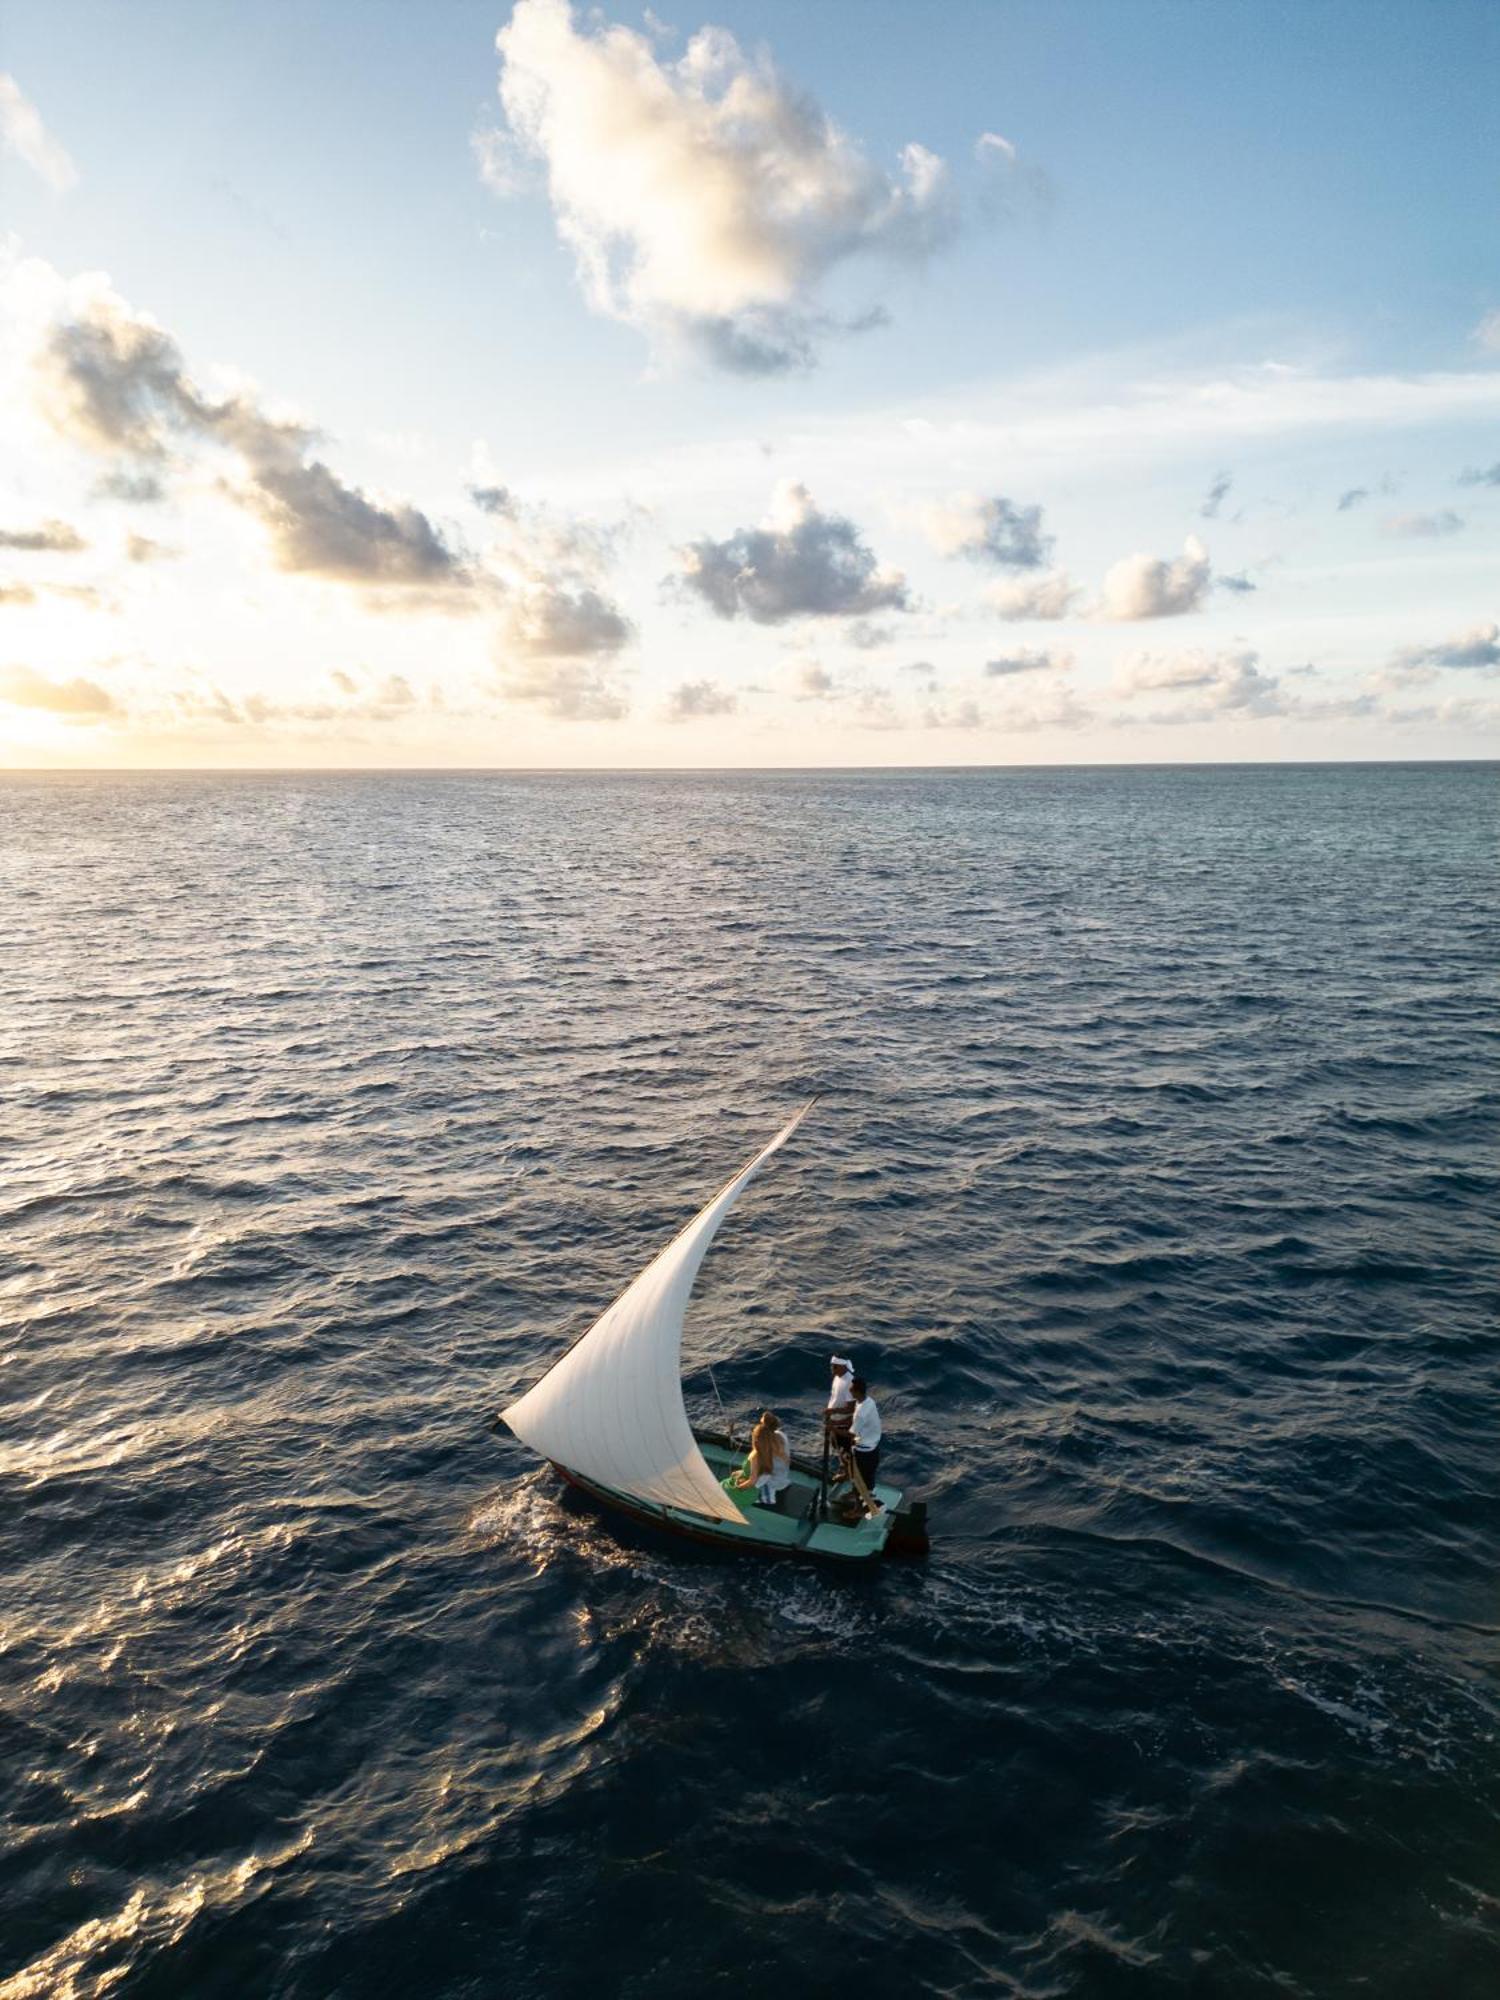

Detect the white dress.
[{"left": 754, "top": 1430, "right": 792, "bottom": 1503}]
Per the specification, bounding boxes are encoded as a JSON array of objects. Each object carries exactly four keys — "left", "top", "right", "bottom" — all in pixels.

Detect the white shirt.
[
  {"left": 827, "top": 1358, "right": 855, "bottom": 1411},
  {"left": 850, "top": 1396, "right": 881, "bottom": 1451}
]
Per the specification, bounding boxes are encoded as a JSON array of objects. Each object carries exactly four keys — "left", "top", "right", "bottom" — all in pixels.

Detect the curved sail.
[{"left": 502, "top": 1103, "right": 814, "bottom": 1525}]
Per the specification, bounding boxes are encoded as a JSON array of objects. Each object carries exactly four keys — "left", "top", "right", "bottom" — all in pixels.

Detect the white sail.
[{"left": 502, "top": 1103, "right": 815, "bottom": 1524}]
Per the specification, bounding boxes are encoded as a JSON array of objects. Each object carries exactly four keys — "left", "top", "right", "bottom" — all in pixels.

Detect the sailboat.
[{"left": 498, "top": 1102, "right": 929, "bottom": 1562}]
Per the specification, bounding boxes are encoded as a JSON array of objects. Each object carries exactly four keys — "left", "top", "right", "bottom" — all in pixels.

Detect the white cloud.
[
  {"left": 1112, "top": 646, "right": 1289, "bottom": 718},
  {"left": 665, "top": 676, "right": 737, "bottom": 719},
  {"left": 0, "top": 517, "right": 86, "bottom": 552},
  {"left": 793, "top": 658, "right": 837, "bottom": 699},
  {"left": 125, "top": 532, "right": 178, "bottom": 564},
  {"left": 1199, "top": 471, "right": 1232, "bottom": 519},
  {"left": 482, "top": 489, "right": 635, "bottom": 675},
  {"left": 35, "top": 277, "right": 473, "bottom": 592},
  {"left": 0, "top": 74, "right": 77, "bottom": 193},
  {"left": 984, "top": 647, "right": 1071, "bottom": 677},
  {"left": 991, "top": 686, "right": 1091, "bottom": 732},
  {"left": 1391, "top": 621, "right": 1500, "bottom": 673},
  {"left": 675, "top": 481, "right": 908, "bottom": 622},
  {"left": 1383, "top": 692, "right": 1500, "bottom": 731},
  {"left": 974, "top": 132, "right": 1016, "bottom": 166},
  {"left": 497, "top": 655, "right": 628, "bottom": 721},
  {"left": 983, "top": 568, "right": 1082, "bottom": 621},
  {"left": 1381, "top": 509, "right": 1463, "bottom": 538},
  {"left": 0, "top": 664, "right": 117, "bottom": 718},
  {"left": 1473, "top": 308, "right": 1500, "bottom": 356},
  {"left": 923, "top": 684, "right": 1089, "bottom": 733},
  {"left": 916, "top": 492, "right": 1053, "bottom": 567},
  {"left": 117, "top": 669, "right": 447, "bottom": 736},
  {"left": 1099, "top": 534, "right": 1212, "bottom": 620},
  {"left": 23, "top": 264, "right": 636, "bottom": 687},
  {"left": 487, "top": 0, "right": 958, "bottom": 372}
]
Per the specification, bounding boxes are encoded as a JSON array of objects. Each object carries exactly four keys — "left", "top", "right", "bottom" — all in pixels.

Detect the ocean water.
[{"left": 2, "top": 764, "right": 1496, "bottom": 2000}]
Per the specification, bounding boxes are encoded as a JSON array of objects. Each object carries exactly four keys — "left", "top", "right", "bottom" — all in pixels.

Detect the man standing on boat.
[
  {"left": 848, "top": 1377, "right": 882, "bottom": 1497},
  {"left": 826, "top": 1354, "right": 855, "bottom": 1425}
]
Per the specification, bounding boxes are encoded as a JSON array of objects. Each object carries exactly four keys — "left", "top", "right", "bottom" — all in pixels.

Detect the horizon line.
[{"left": 1, "top": 757, "right": 1496, "bottom": 778}]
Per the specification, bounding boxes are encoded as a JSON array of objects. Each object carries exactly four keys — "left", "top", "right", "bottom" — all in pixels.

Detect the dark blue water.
[{"left": 3, "top": 765, "right": 1497, "bottom": 1999}]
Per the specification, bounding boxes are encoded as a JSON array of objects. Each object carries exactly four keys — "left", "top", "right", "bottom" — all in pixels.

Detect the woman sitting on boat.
[{"left": 729, "top": 1412, "right": 792, "bottom": 1509}]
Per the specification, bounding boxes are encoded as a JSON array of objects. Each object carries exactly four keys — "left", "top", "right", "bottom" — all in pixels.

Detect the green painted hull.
[{"left": 553, "top": 1429, "right": 908, "bottom": 1563}]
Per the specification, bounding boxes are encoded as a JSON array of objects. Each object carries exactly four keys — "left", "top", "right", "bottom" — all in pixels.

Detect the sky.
[{"left": 1, "top": 0, "right": 1498, "bottom": 768}]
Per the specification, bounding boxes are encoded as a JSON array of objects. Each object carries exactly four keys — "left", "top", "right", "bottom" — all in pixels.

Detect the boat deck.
[{"left": 555, "top": 1430, "right": 903, "bottom": 1562}]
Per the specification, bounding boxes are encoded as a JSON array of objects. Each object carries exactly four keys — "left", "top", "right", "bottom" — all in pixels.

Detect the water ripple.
[{"left": 2, "top": 767, "right": 1497, "bottom": 1998}]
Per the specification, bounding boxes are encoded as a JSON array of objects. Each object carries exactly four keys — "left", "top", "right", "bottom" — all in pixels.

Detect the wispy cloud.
[
  {"left": 1199, "top": 470, "right": 1232, "bottom": 519},
  {"left": 493, "top": 654, "right": 629, "bottom": 721},
  {"left": 983, "top": 569, "right": 1083, "bottom": 621},
  {"left": 0, "top": 73, "right": 77, "bottom": 193},
  {"left": 1381, "top": 509, "right": 1463, "bottom": 538},
  {"left": 0, "top": 517, "right": 86, "bottom": 552}
]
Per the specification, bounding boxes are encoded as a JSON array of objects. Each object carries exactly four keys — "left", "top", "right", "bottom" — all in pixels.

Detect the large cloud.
[
  {"left": 30, "top": 272, "right": 637, "bottom": 704},
  {"left": 0, "top": 664, "right": 118, "bottom": 717},
  {"left": 1458, "top": 462, "right": 1500, "bottom": 488},
  {"left": 674, "top": 481, "right": 908, "bottom": 623},
  {"left": 1098, "top": 534, "right": 1212, "bottom": 620},
  {"left": 918, "top": 492, "right": 1053, "bottom": 568},
  {"left": 0, "top": 74, "right": 77, "bottom": 193},
  {"left": 485, "top": 0, "right": 958, "bottom": 373},
  {"left": 35, "top": 282, "right": 472, "bottom": 592}
]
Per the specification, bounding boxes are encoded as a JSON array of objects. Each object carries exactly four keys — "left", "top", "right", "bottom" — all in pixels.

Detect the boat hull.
[{"left": 551, "top": 1431, "right": 917, "bottom": 1563}]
